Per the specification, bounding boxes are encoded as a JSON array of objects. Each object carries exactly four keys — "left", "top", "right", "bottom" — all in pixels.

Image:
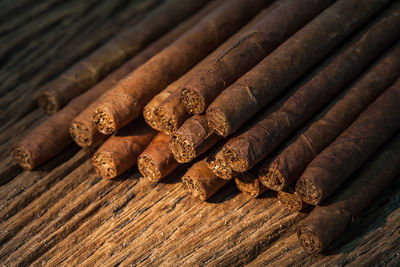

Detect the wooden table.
[{"left": 1, "top": 0, "right": 399, "bottom": 265}]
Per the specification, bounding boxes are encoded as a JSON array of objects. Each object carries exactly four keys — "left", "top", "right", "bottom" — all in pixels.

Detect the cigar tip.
[
  {"left": 138, "top": 154, "right": 161, "bottom": 182},
  {"left": 11, "top": 146, "right": 33, "bottom": 170},
  {"left": 169, "top": 133, "right": 195, "bottom": 163},
  {"left": 261, "top": 168, "right": 285, "bottom": 191},
  {"left": 143, "top": 106, "right": 160, "bottom": 131},
  {"left": 93, "top": 109, "right": 117, "bottom": 135},
  {"left": 277, "top": 191, "right": 304, "bottom": 212},
  {"left": 155, "top": 107, "right": 178, "bottom": 135},
  {"left": 295, "top": 176, "right": 321, "bottom": 205},
  {"left": 181, "top": 87, "right": 205, "bottom": 115},
  {"left": 38, "top": 91, "right": 59, "bottom": 115},
  {"left": 182, "top": 175, "right": 206, "bottom": 200},
  {"left": 234, "top": 175, "right": 261, "bottom": 198},
  {"left": 206, "top": 107, "right": 230, "bottom": 137},
  {"left": 297, "top": 225, "right": 323, "bottom": 253},
  {"left": 222, "top": 146, "right": 249, "bottom": 172},
  {"left": 92, "top": 152, "right": 117, "bottom": 179},
  {"left": 207, "top": 157, "right": 233, "bottom": 180},
  {"left": 70, "top": 121, "right": 93, "bottom": 148}
]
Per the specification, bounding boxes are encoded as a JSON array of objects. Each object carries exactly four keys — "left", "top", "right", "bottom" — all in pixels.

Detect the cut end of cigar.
[
  {"left": 93, "top": 110, "right": 117, "bottom": 135},
  {"left": 235, "top": 176, "right": 262, "bottom": 198},
  {"left": 92, "top": 152, "right": 117, "bottom": 179},
  {"left": 182, "top": 175, "right": 206, "bottom": 200},
  {"left": 296, "top": 176, "right": 321, "bottom": 205},
  {"left": 181, "top": 87, "right": 205, "bottom": 115},
  {"left": 223, "top": 146, "right": 249, "bottom": 172},
  {"left": 262, "top": 168, "right": 286, "bottom": 191},
  {"left": 278, "top": 191, "right": 304, "bottom": 212},
  {"left": 297, "top": 225, "right": 323, "bottom": 253},
  {"left": 138, "top": 154, "right": 162, "bottom": 182},
  {"left": 70, "top": 121, "right": 93, "bottom": 148},
  {"left": 143, "top": 106, "right": 159, "bottom": 130},
  {"left": 156, "top": 108, "right": 178, "bottom": 135},
  {"left": 207, "top": 107, "right": 230, "bottom": 137},
  {"left": 169, "top": 133, "right": 195, "bottom": 163},
  {"left": 38, "top": 91, "right": 59, "bottom": 115},
  {"left": 207, "top": 157, "right": 233, "bottom": 179},
  {"left": 11, "top": 147, "right": 33, "bottom": 170}
]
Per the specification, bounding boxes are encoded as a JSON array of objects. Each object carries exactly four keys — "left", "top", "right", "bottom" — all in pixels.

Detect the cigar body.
[
  {"left": 260, "top": 43, "right": 400, "bottom": 191},
  {"left": 169, "top": 115, "right": 222, "bottom": 163},
  {"left": 296, "top": 78, "right": 400, "bottom": 205},
  {"left": 297, "top": 132, "right": 400, "bottom": 253},
  {"left": 138, "top": 133, "right": 178, "bottom": 182},
  {"left": 93, "top": 0, "right": 270, "bottom": 135},
  {"left": 220, "top": 3, "right": 400, "bottom": 172},
  {"left": 92, "top": 120, "right": 156, "bottom": 179},
  {"left": 38, "top": 0, "right": 210, "bottom": 114},
  {"left": 206, "top": 0, "right": 392, "bottom": 138},
  {"left": 183, "top": 0, "right": 336, "bottom": 115},
  {"left": 182, "top": 159, "right": 228, "bottom": 201}
]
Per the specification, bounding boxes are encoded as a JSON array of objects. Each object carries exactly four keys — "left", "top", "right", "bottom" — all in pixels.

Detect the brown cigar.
[
  {"left": 93, "top": 0, "right": 270, "bottom": 135},
  {"left": 182, "top": 159, "right": 229, "bottom": 201},
  {"left": 206, "top": 146, "right": 236, "bottom": 180},
  {"left": 206, "top": 0, "right": 392, "bottom": 138},
  {"left": 278, "top": 185, "right": 309, "bottom": 212},
  {"left": 70, "top": 0, "right": 225, "bottom": 147},
  {"left": 220, "top": 3, "right": 400, "bottom": 172},
  {"left": 234, "top": 164, "right": 267, "bottom": 198},
  {"left": 138, "top": 133, "right": 179, "bottom": 182},
  {"left": 296, "top": 77, "right": 400, "bottom": 205},
  {"left": 260, "top": 43, "right": 400, "bottom": 191},
  {"left": 38, "top": 0, "right": 210, "bottom": 114},
  {"left": 182, "top": 0, "right": 335, "bottom": 115},
  {"left": 169, "top": 115, "right": 222, "bottom": 163},
  {"left": 92, "top": 120, "right": 156, "bottom": 179},
  {"left": 297, "top": 132, "right": 400, "bottom": 253}
]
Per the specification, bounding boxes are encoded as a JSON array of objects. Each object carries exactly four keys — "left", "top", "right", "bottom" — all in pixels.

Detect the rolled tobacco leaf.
[
  {"left": 278, "top": 185, "right": 309, "bottom": 212},
  {"left": 206, "top": 146, "right": 236, "bottom": 180},
  {"left": 297, "top": 132, "right": 400, "bottom": 253},
  {"left": 295, "top": 77, "right": 400, "bottom": 205}
]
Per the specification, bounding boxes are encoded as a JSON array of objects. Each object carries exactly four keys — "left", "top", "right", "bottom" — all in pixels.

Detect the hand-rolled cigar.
[
  {"left": 234, "top": 165, "right": 267, "bottom": 198},
  {"left": 206, "top": 146, "right": 236, "bottom": 180},
  {"left": 141, "top": 0, "right": 227, "bottom": 131},
  {"left": 297, "top": 132, "right": 400, "bottom": 253},
  {"left": 260, "top": 43, "right": 400, "bottom": 191},
  {"left": 152, "top": 3, "right": 279, "bottom": 135},
  {"left": 182, "top": 0, "right": 336, "bottom": 115},
  {"left": 206, "top": 0, "right": 392, "bottom": 138},
  {"left": 93, "top": 0, "right": 270, "bottom": 135},
  {"left": 221, "top": 4, "right": 400, "bottom": 172},
  {"left": 278, "top": 185, "right": 309, "bottom": 212},
  {"left": 169, "top": 115, "right": 222, "bottom": 163},
  {"left": 182, "top": 159, "right": 229, "bottom": 201},
  {"left": 71, "top": 0, "right": 225, "bottom": 147},
  {"left": 92, "top": 120, "right": 156, "bottom": 179},
  {"left": 137, "top": 133, "right": 179, "bottom": 182},
  {"left": 296, "top": 77, "right": 400, "bottom": 205},
  {"left": 38, "top": 0, "right": 210, "bottom": 114}
]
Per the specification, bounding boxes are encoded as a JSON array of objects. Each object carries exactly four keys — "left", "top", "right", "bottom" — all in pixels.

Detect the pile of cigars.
[{"left": 11, "top": 0, "right": 400, "bottom": 254}]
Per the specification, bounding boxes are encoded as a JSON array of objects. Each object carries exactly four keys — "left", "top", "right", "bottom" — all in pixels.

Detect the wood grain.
[{"left": 0, "top": 0, "right": 399, "bottom": 266}]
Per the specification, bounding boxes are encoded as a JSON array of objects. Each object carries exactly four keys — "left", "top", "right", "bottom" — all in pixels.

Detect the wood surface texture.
[{"left": 1, "top": 0, "right": 399, "bottom": 266}]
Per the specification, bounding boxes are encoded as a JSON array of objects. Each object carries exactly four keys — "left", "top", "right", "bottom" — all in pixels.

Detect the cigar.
[
  {"left": 277, "top": 185, "right": 309, "bottom": 212},
  {"left": 152, "top": 3, "right": 278, "bottom": 135},
  {"left": 234, "top": 165, "right": 267, "bottom": 198},
  {"left": 93, "top": 0, "right": 269, "bottom": 135},
  {"left": 206, "top": 0, "right": 392, "bottom": 138},
  {"left": 182, "top": 0, "right": 335, "bottom": 115},
  {"left": 169, "top": 115, "right": 222, "bottom": 163},
  {"left": 70, "top": 0, "right": 224, "bottom": 147},
  {"left": 92, "top": 120, "right": 156, "bottom": 179},
  {"left": 206, "top": 146, "right": 236, "bottom": 180},
  {"left": 141, "top": 0, "right": 227, "bottom": 131},
  {"left": 296, "top": 77, "right": 400, "bottom": 205},
  {"left": 137, "top": 133, "right": 179, "bottom": 182},
  {"left": 220, "top": 3, "right": 400, "bottom": 172},
  {"left": 297, "top": 132, "right": 400, "bottom": 253},
  {"left": 260, "top": 43, "right": 400, "bottom": 191},
  {"left": 38, "top": 0, "right": 210, "bottom": 114},
  {"left": 182, "top": 159, "right": 229, "bottom": 201}
]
